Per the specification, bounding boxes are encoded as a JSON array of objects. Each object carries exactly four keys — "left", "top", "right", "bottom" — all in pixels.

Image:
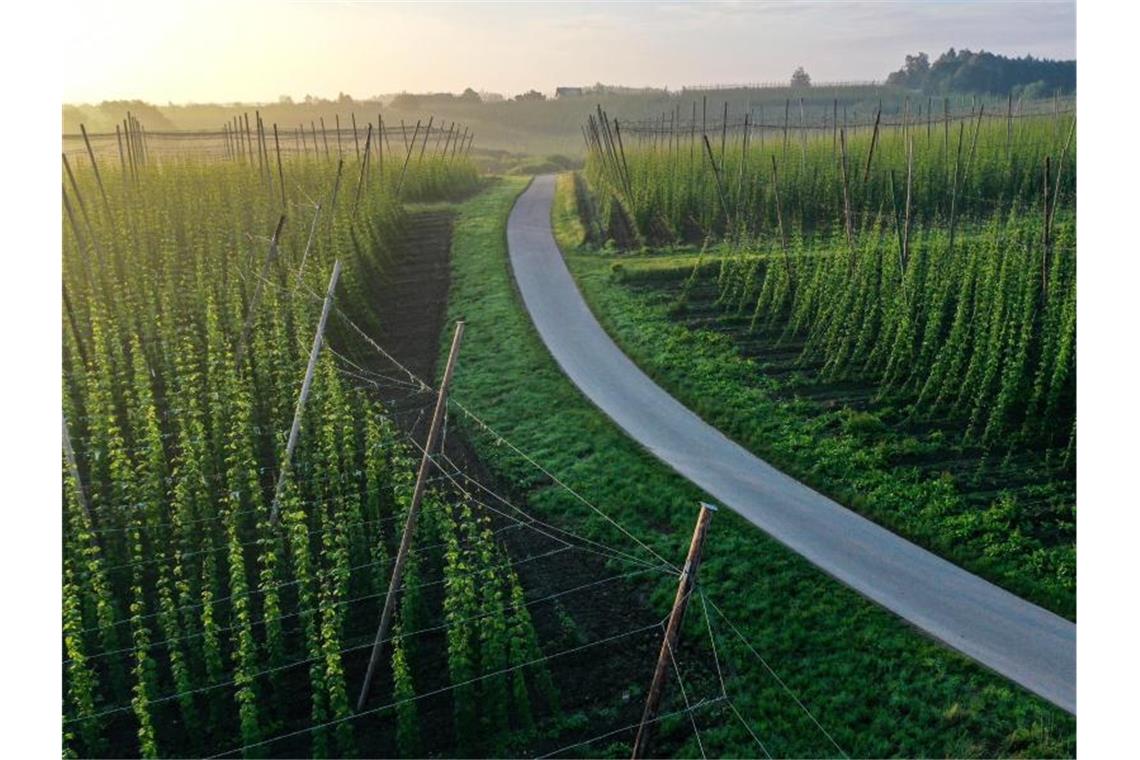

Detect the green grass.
[
  {"left": 554, "top": 169, "right": 1074, "bottom": 619},
  {"left": 441, "top": 176, "right": 1074, "bottom": 757}
]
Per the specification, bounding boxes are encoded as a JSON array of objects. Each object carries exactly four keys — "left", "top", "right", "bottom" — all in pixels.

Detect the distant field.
[{"left": 64, "top": 86, "right": 1074, "bottom": 158}]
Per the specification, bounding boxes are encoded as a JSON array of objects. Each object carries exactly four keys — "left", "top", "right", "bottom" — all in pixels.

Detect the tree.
[
  {"left": 886, "top": 48, "right": 1075, "bottom": 95},
  {"left": 460, "top": 87, "right": 482, "bottom": 103},
  {"left": 278, "top": 94, "right": 294, "bottom": 105},
  {"left": 791, "top": 66, "right": 812, "bottom": 88},
  {"left": 513, "top": 89, "right": 546, "bottom": 102}
]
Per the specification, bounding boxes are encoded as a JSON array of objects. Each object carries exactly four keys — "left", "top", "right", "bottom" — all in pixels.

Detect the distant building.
[{"left": 555, "top": 87, "right": 584, "bottom": 98}]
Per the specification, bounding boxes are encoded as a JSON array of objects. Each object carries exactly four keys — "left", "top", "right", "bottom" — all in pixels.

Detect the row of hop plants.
[
  {"left": 62, "top": 137, "right": 549, "bottom": 757},
  {"left": 712, "top": 206, "right": 1076, "bottom": 454},
  {"left": 585, "top": 106, "right": 1074, "bottom": 246}
]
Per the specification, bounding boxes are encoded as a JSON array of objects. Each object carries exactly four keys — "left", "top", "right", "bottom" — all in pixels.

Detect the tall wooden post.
[
  {"left": 417, "top": 116, "right": 434, "bottom": 164},
  {"left": 273, "top": 123, "right": 286, "bottom": 208},
  {"left": 357, "top": 321, "right": 466, "bottom": 711},
  {"left": 351, "top": 112, "right": 360, "bottom": 159},
  {"left": 245, "top": 112, "right": 255, "bottom": 165},
  {"left": 631, "top": 502, "right": 716, "bottom": 759},
  {"left": 115, "top": 124, "right": 126, "bottom": 174},
  {"left": 352, "top": 124, "right": 373, "bottom": 216},
  {"left": 269, "top": 259, "right": 343, "bottom": 525},
  {"left": 79, "top": 125, "right": 110, "bottom": 214},
  {"left": 395, "top": 119, "right": 422, "bottom": 197}
]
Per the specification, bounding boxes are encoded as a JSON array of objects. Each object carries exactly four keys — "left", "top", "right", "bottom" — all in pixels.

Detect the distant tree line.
[{"left": 887, "top": 48, "right": 1075, "bottom": 96}]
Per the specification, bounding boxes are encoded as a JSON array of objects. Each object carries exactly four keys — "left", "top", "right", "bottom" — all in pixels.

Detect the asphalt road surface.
[{"left": 505, "top": 174, "right": 1075, "bottom": 714}]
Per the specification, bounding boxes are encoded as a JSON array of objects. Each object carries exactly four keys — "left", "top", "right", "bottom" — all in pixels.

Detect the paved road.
[{"left": 506, "top": 175, "right": 1075, "bottom": 714}]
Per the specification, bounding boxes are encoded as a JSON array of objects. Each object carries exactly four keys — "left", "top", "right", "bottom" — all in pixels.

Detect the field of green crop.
[
  {"left": 61, "top": 89, "right": 1078, "bottom": 758},
  {"left": 574, "top": 104, "right": 1076, "bottom": 615},
  {"left": 60, "top": 123, "right": 576, "bottom": 758},
  {"left": 439, "top": 176, "right": 1075, "bottom": 758}
]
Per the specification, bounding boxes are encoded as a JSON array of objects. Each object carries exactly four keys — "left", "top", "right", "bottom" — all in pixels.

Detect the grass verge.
[
  {"left": 441, "top": 175, "right": 1075, "bottom": 757},
  {"left": 554, "top": 174, "right": 1074, "bottom": 621}
]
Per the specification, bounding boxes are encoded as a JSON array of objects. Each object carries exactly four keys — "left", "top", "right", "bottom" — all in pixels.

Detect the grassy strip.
[
  {"left": 442, "top": 176, "right": 1074, "bottom": 757},
  {"left": 554, "top": 174, "right": 1074, "bottom": 620}
]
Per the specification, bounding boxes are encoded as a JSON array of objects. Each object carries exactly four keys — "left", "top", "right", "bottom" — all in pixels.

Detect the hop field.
[
  {"left": 60, "top": 126, "right": 561, "bottom": 757},
  {"left": 584, "top": 105, "right": 1075, "bottom": 457}
]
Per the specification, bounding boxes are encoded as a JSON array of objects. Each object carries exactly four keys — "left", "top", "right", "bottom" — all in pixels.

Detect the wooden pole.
[
  {"left": 244, "top": 112, "right": 255, "bottom": 165},
  {"left": 862, "top": 107, "right": 881, "bottom": 184},
  {"left": 351, "top": 112, "right": 360, "bottom": 159},
  {"left": 235, "top": 215, "right": 286, "bottom": 373},
  {"left": 395, "top": 119, "right": 421, "bottom": 197},
  {"left": 327, "top": 157, "right": 345, "bottom": 222},
  {"left": 380, "top": 112, "right": 392, "bottom": 155},
  {"left": 62, "top": 153, "right": 93, "bottom": 236},
  {"left": 782, "top": 97, "right": 790, "bottom": 158},
  {"left": 115, "top": 125, "right": 126, "bottom": 174},
  {"left": 771, "top": 155, "right": 793, "bottom": 286},
  {"left": 630, "top": 502, "right": 716, "bottom": 759},
  {"left": 799, "top": 96, "right": 806, "bottom": 170},
  {"left": 417, "top": 116, "right": 434, "bottom": 164},
  {"left": 357, "top": 320, "right": 466, "bottom": 710},
  {"left": 255, "top": 111, "right": 266, "bottom": 177},
  {"left": 123, "top": 118, "right": 136, "bottom": 180},
  {"left": 353, "top": 124, "right": 373, "bottom": 215},
  {"left": 378, "top": 115, "right": 386, "bottom": 176},
  {"left": 273, "top": 123, "right": 286, "bottom": 208},
  {"left": 269, "top": 259, "right": 342, "bottom": 525},
  {"left": 79, "top": 125, "right": 110, "bottom": 214},
  {"left": 260, "top": 116, "right": 272, "bottom": 186},
  {"left": 703, "top": 135, "right": 732, "bottom": 234},
  {"left": 719, "top": 101, "right": 728, "bottom": 168}
]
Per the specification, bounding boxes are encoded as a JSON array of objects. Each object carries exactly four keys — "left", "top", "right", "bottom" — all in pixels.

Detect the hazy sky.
[{"left": 63, "top": 0, "right": 1076, "bottom": 104}]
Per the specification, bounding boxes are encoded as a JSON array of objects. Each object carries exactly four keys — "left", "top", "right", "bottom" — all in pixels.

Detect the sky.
[{"left": 63, "top": 0, "right": 1076, "bottom": 104}]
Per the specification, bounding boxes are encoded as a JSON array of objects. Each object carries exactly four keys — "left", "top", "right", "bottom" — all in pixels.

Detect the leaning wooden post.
[
  {"left": 273, "top": 123, "right": 286, "bottom": 208},
  {"left": 254, "top": 111, "right": 266, "bottom": 177},
  {"left": 352, "top": 124, "right": 373, "bottom": 216},
  {"left": 62, "top": 154, "right": 94, "bottom": 236},
  {"left": 326, "top": 157, "right": 346, "bottom": 224},
  {"left": 79, "top": 125, "right": 110, "bottom": 214},
  {"left": 269, "top": 259, "right": 342, "bottom": 526},
  {"left": 62, "top": 413, "right": 93, "bottom": 525},
  {"left": 395, "top": 119, "right": 422, "bottom": 197},
  {"left": 417, "top": 116, "right": 434, "bottom": 164},
  {"left": 244, "top": 112, "right": 255, "bottom": 165},
  {"left": 631, "top": 502, "right": 716, "bottom": 760},
  {"left": 235, "top": 215, "right": 286, "bottom": 373},
  {"left": 115, "top": 124, "right": 126, "bottom": 175},
  {"left": 357, "top": 320, "right": 466, "bottom": 711}
]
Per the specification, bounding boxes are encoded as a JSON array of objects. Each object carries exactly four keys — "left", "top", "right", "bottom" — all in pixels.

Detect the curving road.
[{"left": 506, "top": 175, "right": 1075, "bottom": 715}]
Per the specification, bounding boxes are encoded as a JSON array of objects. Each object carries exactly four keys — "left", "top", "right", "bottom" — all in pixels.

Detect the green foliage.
[
  {"left": 887, "top": 48, "right": 1075, "bottom": 95},
  {"left": 585, "top": 111, "right": 1074, "bottom": 246},
  {"left": 442, "top": 175, "right": 1074, "bottom": 757},
  {"left": 61, "top": 137, "right": 471, "bottom": 755},
  {"left": 576, "top": 108, "right": 1077, "bottom": 613}
]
